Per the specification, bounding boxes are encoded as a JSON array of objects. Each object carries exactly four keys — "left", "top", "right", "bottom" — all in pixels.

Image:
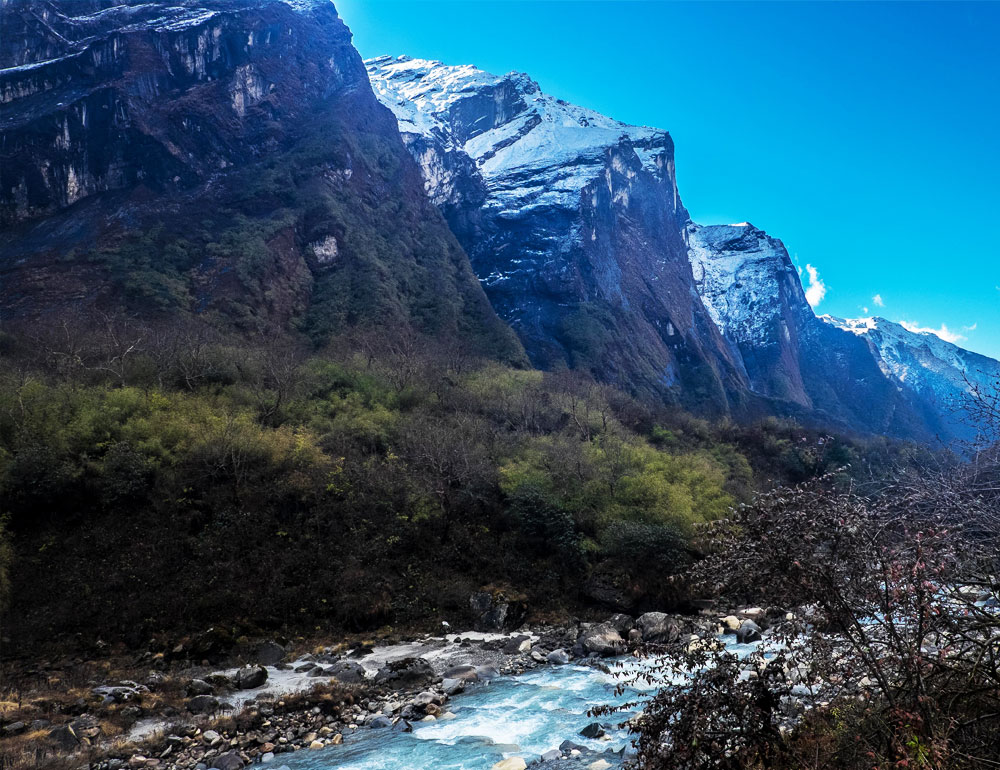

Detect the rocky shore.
[{"left": 4, "top": 603, "right": 789, "bottom": 770}]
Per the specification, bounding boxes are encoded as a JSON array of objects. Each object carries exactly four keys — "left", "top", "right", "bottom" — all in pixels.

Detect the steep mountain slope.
[
  {"left": 0, "top": 1, "right": 522, "bottom": 358},
  {"left": 366, "top": 55, "right": 750, "bottom": 413},
  {"left": 366, "top": 55, "right": 979, "bottom": 440},
  {"left": 826, "top": 316, "right": 1000, "bottom": 440},
  {"left": 685, "top": 222, "right": 942, "bottom": 441}
]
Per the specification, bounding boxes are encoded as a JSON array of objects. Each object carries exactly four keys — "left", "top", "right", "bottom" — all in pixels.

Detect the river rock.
[
  {"left": 329, "top": 661, "right": 365, "bottom": 684},
  {"left": 214, "top": 751, "right": 244, "bottom": 770},
  {"left": 578, "top": 623, "right": 624, "bottom": 657},
  {"left": 491, "top": 759, "right": 527, "bottom": 770},
  {"left": 187, "top": 679, "right": 213, "bottom": 696},
  {"left": 233, "top": 665, "right": 268, "bottom": 689},
  {"left": 579, "top": 722, "right": 605, "bottom": 739},
  {"left": 720, "top": 615, "right": 741, "bottom": 633},
  {"left": 635, "top": 612, "right": 679, "bottom": 644},
  {"left": 503, "top": 635, "right": 532, "bottom": 654},
  {"left": 546, "top": 649, "right": 570, "bottom": 665},
  {"left": 368, "top": 715, "right": 393, "bottom": 729},
  {"left": 588, "top": 760, "right": 612, "bottom": 770},
  {"left": 411, "top": 691, "right": 442, "bottom": 707},
  {"left": 442, "top": 665, "right": 478, "bottom": 683},
  {"left": 736, "top": 620, "right": 762, "bottom": 644},
  {"left": 606, "top": 614, "right": 634, "bottom": 636},
  {"left": 374, "top": 657, "right": 438, "bottom": 689},
  {"left": 187, "top": 695, "right": 220, "bottom": 714},
  {"left": 254, "top": 641, "right": 287, "bottom": 666}
]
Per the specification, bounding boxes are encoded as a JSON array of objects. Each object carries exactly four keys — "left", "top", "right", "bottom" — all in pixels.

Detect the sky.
[{"left": 335, "top": 0, "right": 1000, "bottom": 359}]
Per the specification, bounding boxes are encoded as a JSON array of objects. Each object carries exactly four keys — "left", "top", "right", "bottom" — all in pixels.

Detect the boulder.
[
  {"left": 187, "top": 627, "right": 236, "bottom": 663},
  {"left": 720, "top": 616, "right": 741, "bottom": 633},
  {"left": 635, "top": 612, "right": 679, "bottom": 644},
  {"left": 368, "top": 715, "right": 393, "bottom": 729},
  {"left": 411, "top": 691, "right": 442, "bottom": 707},
  {"left": 2, "top": 721, "right": 26, "bottom": 736},
  {"left": 736, "top": 620, "right": 762, "bottom": 644},
  {"left": 559, "top": 740, "right": 588, "bottom": 753},
  {"left": 546, "top": 649, "right": 570, "bottom": 665},
  {"left": 502, "top": 635, "right": 532, "bottom": 654},
  {"left": 254, "top": 641, "right": 286, "bottom": 666},
  {"left": 442, "top": 665, "right": 479, "bottom": 683},
  {"left": 329, "top": 661, "right": 365, "bottom": 684},
  {"left": 442, "top": 678, "right": 465, "bottom": 696},
  {"left": 374, "top": 657, "right": 437, "bottom": 689},
  {"left": 187, "top": 695, "right": 220, "bottom": 714},
  {"left": 470, "top": 591, "right": 527, "bottom": 632},
  {"left": 491, "top": 759, "right": 527, "bottom": 770},
  {"left": 202, "top": 730, "right": 222, "bottom": 745},
  {"left": 233, "top": 665, "right": 268, "bottom": 690},
  {"left": 578, "top": 623, "right": 624, "bottom": 657},
  {"left": 214, "top": 751, "right": 244, "bottom": 770},
  {"left": 606, "top": 614, "right": 634, "bottom": 636},
  {"left": 588, "top": 760, "right": 613, "bottom": 770},
  {"left": 579, "top": 722, "right": 605, "bottom": 739},
  {"left": 187, "top": 679, "right": 213, "bottom": 696},
  {"left": 48, "top": 724, "right": 79, "bottom": 752}
]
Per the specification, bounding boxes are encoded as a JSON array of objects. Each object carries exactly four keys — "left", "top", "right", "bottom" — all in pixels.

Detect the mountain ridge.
[{"left": 366, "top": 54, "right": 995, "bottom": 444}]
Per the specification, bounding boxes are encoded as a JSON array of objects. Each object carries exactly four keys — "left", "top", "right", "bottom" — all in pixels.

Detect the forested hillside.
[{"left": 0, "top": 314, "right": 923, "bottom": 652}]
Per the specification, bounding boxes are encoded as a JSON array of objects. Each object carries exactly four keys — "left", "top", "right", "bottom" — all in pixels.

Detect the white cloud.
[
  {"left": 899, "top": 320, "right": 965, "bottom": 344},
  {"left": 862, "top": 306, "right": 869, "bottom": 314},
  {"left": 872, "top": 294, "right": 884, "bottom": 307},
  {"left": 965, "top": 322, "right": 978, "bottom": 332},
  {"left": 804, "top": 264, "right": 826, "bottom": 307}
]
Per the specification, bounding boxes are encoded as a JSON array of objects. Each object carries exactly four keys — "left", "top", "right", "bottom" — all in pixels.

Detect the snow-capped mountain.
[
  {"left": 366, "top": 55, "right": 748, "bottom": 412},
  {"left": 826, "top": 317, "right": 1000, "bottom": 438},
  {"left": 367, "top": 55, "right": 1000, "bottom": 441}
]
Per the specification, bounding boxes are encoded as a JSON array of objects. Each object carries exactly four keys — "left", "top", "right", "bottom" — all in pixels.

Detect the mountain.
[
  {"left": 685, "top": 222, "right": 943, "bottom": 441},
  {"left": 825, "top": 316, "right": 1000, "bottom": 440},
  {"left": 366, "top": 55, "right": 991, "bottom": 442},
  {"left": 0, "top": 1, "right": 522, "bottom": 358},
  {"left": 365, "top": 54, "right": 750, "bottom": 413}
]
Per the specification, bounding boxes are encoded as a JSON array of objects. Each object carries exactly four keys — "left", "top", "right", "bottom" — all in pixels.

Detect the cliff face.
[
  {"left": 366, "top": 55, "right": 749, "bottom": 412},
  {"left": 0, "top": 1, "right": 523, "bottom": 359},
  {"left": 366, "top": 55, "right": 998, "bottom": 442},
  {"left": 685, "top": 223, "right": 938, "bottom": 440}
]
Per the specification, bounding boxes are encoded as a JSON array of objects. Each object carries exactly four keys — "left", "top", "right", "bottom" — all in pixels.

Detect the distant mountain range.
[{"left": 1, "top": 1, "right": 994, "bottom": 444}]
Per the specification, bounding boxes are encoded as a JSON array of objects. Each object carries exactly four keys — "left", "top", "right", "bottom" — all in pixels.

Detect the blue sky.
[{"left": 336, "top": 0, "right": 1000, "bottom": 359}]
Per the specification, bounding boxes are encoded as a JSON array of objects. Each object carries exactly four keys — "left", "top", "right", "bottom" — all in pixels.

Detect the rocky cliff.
[
  {"left": 366, "top": 55, "right": 749, "bottom": 413},
  {"left": 0, "top": 1, "right": 522, "bottom": 359},
  {"left": 367, "top": 55, "right": 995, "bottom": 442}
]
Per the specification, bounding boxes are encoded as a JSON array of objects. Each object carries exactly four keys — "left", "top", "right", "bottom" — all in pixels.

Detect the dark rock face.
[
  {"left": 367, "top": 56, "right": 992, "bottom": 443},
  {"left": 688, "top": 223, "right": 941, "bottom": 441},
  {"left": 0, "top": 1, "right": 522, "bottom": 359},
  {"left": 367, "top": 56, "right": 748, "bottom": 414}
]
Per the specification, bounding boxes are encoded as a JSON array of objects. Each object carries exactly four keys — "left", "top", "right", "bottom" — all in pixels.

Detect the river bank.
[{"left": 1, "top": 609, "right": 777, "bottom": 770}]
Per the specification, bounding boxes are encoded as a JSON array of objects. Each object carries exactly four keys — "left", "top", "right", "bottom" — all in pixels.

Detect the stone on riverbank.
[{"left": 578, "top": 624, "right": 624, "bottom": 657}]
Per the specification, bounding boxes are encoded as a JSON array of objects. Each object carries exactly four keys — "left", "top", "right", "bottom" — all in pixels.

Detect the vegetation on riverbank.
[
  {"left": 0, "top": 313, "right": 923, "bottom": 653},
  {"left": 616, "top": 393, "right": 1000, "bottom": 770}
]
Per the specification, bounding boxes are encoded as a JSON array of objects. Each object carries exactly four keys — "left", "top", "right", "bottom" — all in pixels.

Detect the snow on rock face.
[
  {"left": 824, "top": 316, "right": 1000, "bottom": 417},
  {"left": 366, "top": 55, "right": 677, "bottom": 216},
  {"left": 365, "top": 55, "right": 741, "bottom": 409},
  {"left": 686, "top": 222, "right": 808, "bottom": 343}
]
